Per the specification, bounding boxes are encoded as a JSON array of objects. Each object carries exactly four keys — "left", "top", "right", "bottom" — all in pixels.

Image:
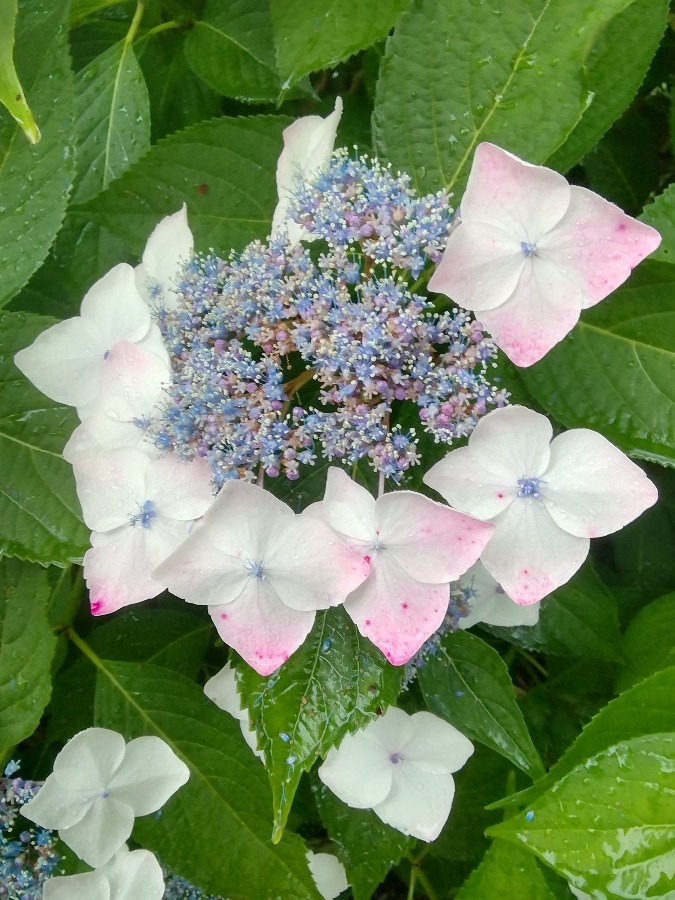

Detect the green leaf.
[
  {"left": 79, "top": 113, "right": 291, "bottom": 257},
  {"left": 489, "top": 734, "right": 675, "bottom": 899},
  {"left": 0, "top": 0, "right": 75, "bottom": 309},
  {"left": 0, "top": 312, "right": 88, "bottom": 565},
  {"left": 520, "top": 261, "right": 675, "bottom": 467},
  {"left": 271, "top": 0, "right": 410, "bottom": 86},
  {"left": 374, "top": 0, "right": 634, "bottom": 195},
  {"left": 0, "top": 558, "right": 57, "bottom": 753},
  {"left": 0, "top": 0, "right": 39, "bottom": 142},
  {"left": 616, "top": 592, "right": 675, "bottom": 691},
  {"left": 641, "top": 182, "right": 675, "bottom": 265},
  {"left": 494, "top": 665, "right": 675, "bottom": 810},
  {"left": 184, "top": 0, "right": 281, "bottom": 102},
  {"left": 418, "top": 631, "right": 545, "bottom": 780},
  {"left": 455, "top": 840, "right": 557, "bottom": 900},
  {"left": 69, "top": 0, "right": 124, "bottom": 26},
  {"left": 71, "top": 39, "right": 151, "bottom": 204},
  {"left": 548, "top": 0, "right": 669, "bottom": 172},
  {"left": 312, "top": 777, "right": 415, "bottom": 900},
  {"left": 237, "top": 607, "right": 401, "bottom": 840},
  {"left": 84, "top": 650, "right": 320, "bottom": 898}
]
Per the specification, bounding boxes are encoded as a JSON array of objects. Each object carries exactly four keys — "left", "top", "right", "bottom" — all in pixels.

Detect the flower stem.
[
  {"left": 407, "top": 863, "right": 417, "bottom": 900},
  {"left": 126, "top": 0, "right": 144, "bottom": 45}
]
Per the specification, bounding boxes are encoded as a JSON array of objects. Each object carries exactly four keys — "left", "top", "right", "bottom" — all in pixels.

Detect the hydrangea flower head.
[
  {"left": 43, "top": 846, "right": 165, "bottom": 900},
  {"left": 318, "top": 706, "right": 473, "bottom": 841},
  {"left": 428, "top": 143, "right": 661, "bottom": 366},
  {"left": 20, "top": 728, "right": 189, "bottom": 868},
  {"left": 424, "top": 405, "right": 658, "bottom": 603}
]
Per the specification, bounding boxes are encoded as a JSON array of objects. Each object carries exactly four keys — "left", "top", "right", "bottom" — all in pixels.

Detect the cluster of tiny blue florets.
[
  {"left": 152, "top": 149, "right": 506, "bottom": 486},
  {"left": 0, "top": 761, "right": 60, "bottom": 899}
]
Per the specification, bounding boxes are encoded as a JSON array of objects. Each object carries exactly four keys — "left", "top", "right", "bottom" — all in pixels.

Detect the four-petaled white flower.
[
  {"left": 73, "top": 448, "right": 214, "bottom": 614},
  {"left": 457, "top": 562, "right": 540, "bottom": 630},
  {"left": 135, "top": 204, "right": 194, "bottom": 313},
  {"left": 20, "top": 728, "right": 189, "bottom": 868},
  {"left": 42, "top": 845, "right": 165, "bottom": 900},
  {"left": 14, "top": 263, "right": 168, "bottom": 419},
  {"left": 155, "top": 480, "right": 369, "bottom": 675},
  {"left": 306, "top": 467, "right": 494, "bottom": 664},
  {"left": 306, "top": 851, "right": 349, "bottom": 900},
  {"left": 428, "top": 143, "right": 661, "bottom": 366},
  {"left": 318, "top": 707, "right": 473, "bottom": 842},
  {"left": 271, "top": 97, "right": 343, "bottom": 242},
  {"left": 424, "top": 406, "right": 658, "bottom": 604},
  {"left": 204, "top": 662, "right": 263, "bottom": 760}
]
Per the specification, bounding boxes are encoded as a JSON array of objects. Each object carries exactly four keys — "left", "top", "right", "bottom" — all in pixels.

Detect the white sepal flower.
[
  {"left": 43, "top": 845, "right": 165, "bottom": 900},
  {"left": 271, "top": 97, "right": 343, "bottom": 242},
  {"left": 457, "top": 562, "right": 540, "bottom": 629},
  {"left": 204, "top": 662, "right": 263, "bottom": 760},
  {"left": 306, "top": 851, "right": 349, "bottom": 900},
  {"left": 156, "top": 480, "right": 369, "bottom": 675},
  {"left": 135, "top": 205, "right": 194, "bottom": 313},
  {"left": 424, "top": 405, "right": 658, "bottom": 604},
  {"left": 307, "top": 467, "right": 493, "bottom": 665},
  {"left": 318, "top": 707, "right": 473, "bottom": 842},
  {"left": 428, "top": 143, "right": 661, "bottom": 366},
  {"left": 14, "top": 264, "right": 167, "bottom": 419},
  {"left": 20, "top": 728, "right": 189, "bottom": 868}
]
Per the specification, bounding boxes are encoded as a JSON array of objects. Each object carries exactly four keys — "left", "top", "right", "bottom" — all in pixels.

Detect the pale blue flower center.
[
  {"left": 101, "top": 790, "right": 110, "bottom": 799},
  {"left": 517, "top": 477, "right": 543, "bottom": 499},
  {"left": 130, "top": 499, "right": 156, "bottom": 528},
  {"left": 389, "top": 752, "right": 404, "bottom": 765},
  {"left": 520, "top": 241, "right": 538, "bottom": 257},
  {"left": 245, "top": 559, "right": 265, "bottom": 579}
]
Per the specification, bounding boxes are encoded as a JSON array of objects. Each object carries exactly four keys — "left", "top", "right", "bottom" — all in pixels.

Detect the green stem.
[
  {"left": 66, "top": 626, "right": 101, "bottom": 669},
  {"left": 125, "top": 0, "right": 145, "bottom": 45},
  {"left": 407, "top": 862, "right": 418, "bottom": 900},
  {"left": 136, "top": 18, "right": 185, "bottom": 43},
  {"left": 416, "top": 866, "right": 438, "bottom": 900}
]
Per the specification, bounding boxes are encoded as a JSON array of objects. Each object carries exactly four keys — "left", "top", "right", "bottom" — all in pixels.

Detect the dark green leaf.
[
  {"left": 0, "top": 0, "right": 75, "bottom": 308},
  {"left": 418, "top": 630, "right": 545, "bottom": 779},
  {"left": 313, "top": 777, "right": 414, "bottom": 900},
  {"left": 271, "top": 0, "right": 410, "bottom": 86},
  {"left": 520, "top": 261, "right": 675, "bottom": 467},
  {"left": 0, "top": 312, "right": 88, "bottom": 565},
  {"left": 489, "top": 734, "right": 675, "bottom": 899},
  {"left": 616, "top": 592, "right": 675, "bottom": 691},
  {"left": 0, "top": 0, "right": 39, "bottom": 142},
  {"left": 455, "top": 840, "right": 557, "bottom": 900},
  {"left": 0, "top": 558, "right": 57, "bottom": 753},
  {"left": 184, "top": 0, "right": 281, "bottom": 102},
  {"left": 374, "top": 0, "right": 634, "bottom": 194},
  {"left": 641, "top": 182, "right": 675, "bottom": 265},
  {"left": 237, "top": 607, "right": 401, "bottom": 839}
]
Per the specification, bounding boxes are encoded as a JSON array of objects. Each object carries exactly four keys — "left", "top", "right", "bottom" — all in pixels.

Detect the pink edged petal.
[
  {"left": 43, "top": 869, "right": 109, "bottom": 900},
  {"left": 19, "top": 774, "right": 94, "bottom": 831},
  {"left": 96, "top": 341, "right": 170, "bottom": 422},
  {"left": 103, "top": 847, "right": 165, "bottom": 900},
  {"left": 209, "top": 578, "right": 316, "bottom": 676},
  {"left": 73, "top": 448, "right": 151, "bottom": 531},
  {"left": 136, "top": 205, "right": 194, "bottom": 312},
  {"left": 548, "top": 186, "right": 662, "bottom": 308},
  {"left": 428, "top": 222, "right": 527, "bottom": 311},
  {"left": 376, "top": 491, "right": 493, "bottom": 583},
  {"left": 318, "top": 726, "right": 394, "bottom": 809},
  {"left": 401, "top": 711, "right": 474, "bottom": 775},
  {"left": 481, "top": 499, "right": 589, "bottom": 605},
  {"left": 460, "top": 143, "right": 572, "bottom": 240},
  {"left": 272, "top": 97, "right": 343, "bottom": 236},
  {"left": 59, "top": 795, "right": 134, "bottom": 868},
  {"left": 84, "top": 527, "right": 167, "bottom": 615},
  {"left": 146, "top": 455, "right": 214, "bottom": 520},
  {"left": 544, "top": 429, "right": 658, "bottom": 538},
  {"left": 63, "top": 415, "right": 160, "bottom": 463},
  {"left": 374, "top": 766, "right": 455, "bottom": 842},
  {"left": 306, "top": 852, "right": 349, "bottom": 900},
  {"left": 14, "top": 316, "right": 106, "bottom": 410},
  {"left": 478, "top": 253, "right": 584, "bottom": 366},
  {"left": 458, "top": 563, "right": 540, "bottom": 629},
  {"left": 108, "top": 735, "right": 189, "bottom": 815},
  {"left": 320, "top": 466, "right": 377, "bottom": 543},
  {"left": 81, "top": 263, "right": 151, "bottom": 347},
  {"left": 345, "top": 555, "right": 449, "bottom": 665},
  {"left": 53, "top": 728, "right": 126, "bottom": 792}
]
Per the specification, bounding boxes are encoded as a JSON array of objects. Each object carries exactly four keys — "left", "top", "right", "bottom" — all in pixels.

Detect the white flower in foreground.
[
  {"left": 306, "top": 467, "right": 493, "bottom": 665},
  {"left": 424, "top": 406, "right": 658, "bottom": 604},
  {"left": 43, "top": 845, "right": 165, "bottom": 900},
  {"left": 155, "top": 480, "right": 369, "bottom": 675},
  {"left": 20, "top": 728, "right": 189, "bottom": 868},
  {"left": 271, "top": 97, "right": 343, "bottom": 241},
  {"left": 306, "top": 851, "right": 349, "bottom": 900},
  {"left": 14, "top": 264, "right": 168, "bottom": 418},
  {"left": 457, "top": 562, "right": 540, "bottom": 630},
  {"left": 204, "top": 662, "right": 263, "bottom": 760},
  {"left": 318, "top": 707, "right": 473, "bottom": 842},
  {"left": 428, "top": 142, "right": 661, "bottom": 366},
  {"left": 73, "top": 449, "right": 213, "bottom": 614},
  {"left": 135, "top": 205, "right": 194, "bottom": 312},
  {"left": 63, "top": 341, "right": 170, "bottom": 463}
]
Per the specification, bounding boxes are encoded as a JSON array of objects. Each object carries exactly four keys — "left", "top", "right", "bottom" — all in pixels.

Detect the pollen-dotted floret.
[{"left": 151, "top": 152, "right": 505, "bottom": 485}]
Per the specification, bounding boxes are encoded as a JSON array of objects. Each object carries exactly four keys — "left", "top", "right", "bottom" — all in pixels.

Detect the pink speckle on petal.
[
  {"left": 365, "top": 619, "right": 371, "bottom": 626},
  {"left": 497, "top": 492, "right": 504, "bottom": 498},
  {"left": 220, "top": 612, "right": 228, "bottom": 620},
  {"left": 90, "top": 599, "right": 105, "bottom": 615},
  {"left": 364, "top": 555, "right": 371, "bottom": 564},
  {"left": 401, "top": 602, "right": 408, "bottom": 610}
]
